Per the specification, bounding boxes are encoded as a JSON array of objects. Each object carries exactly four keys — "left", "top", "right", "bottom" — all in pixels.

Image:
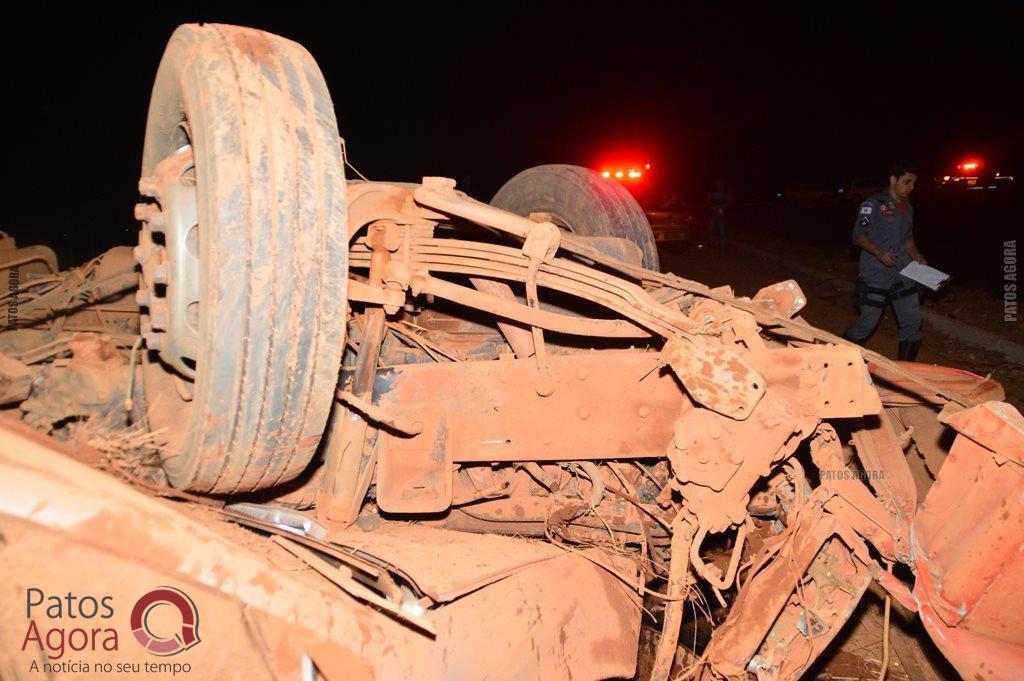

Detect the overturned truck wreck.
[{"left": 2, "top": 23, "right": 1023, "bottom": 681}]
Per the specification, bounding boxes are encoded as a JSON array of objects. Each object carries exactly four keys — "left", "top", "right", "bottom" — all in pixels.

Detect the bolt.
[
  {"left": 134, "top": 289, "right": 151, "bottom": 306},
  {"left": 152, "top": 265, "right": 168, "bottom": 284},
  {"left": 149, "top": 302, "right": 169, "bottom": 330},
  {"left": 534, "top": 377, "right": 554, "bottom": 397},
  {"left": 144, "top": 332, "right": 163, "bottom": 350},
  {"left": 759, "top": 409, "right": 782, "bottom": 428},
  {"left": 638, "top": 406, "right": 650, "bottom": 418},
  {"left": 133, "top": 202, "right": 152, "bottom": 221},
  {"left": 577, "top": 407, "right": 591, "bottom": 420},
  {"left": 138, "top": 176, "right": 158, "bottom": 198},
  {"left": 133, "top": 245, "right": 146, "bottom": 263},
  {"left": 576, "top": 368, "right": 588, "bottom": 380},
  {"left": 147, "top": 210, "right": 167, "bottom": 232}
]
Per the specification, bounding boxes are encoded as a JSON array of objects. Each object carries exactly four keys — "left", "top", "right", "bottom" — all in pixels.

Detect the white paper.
[{"left": 900, "top": 261, "right": 950, "bottom": 291}]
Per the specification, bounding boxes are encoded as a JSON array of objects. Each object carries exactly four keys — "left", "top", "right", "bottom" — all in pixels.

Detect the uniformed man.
[{"left": 842, "top": 162, "right": 927, "bottom": 360}]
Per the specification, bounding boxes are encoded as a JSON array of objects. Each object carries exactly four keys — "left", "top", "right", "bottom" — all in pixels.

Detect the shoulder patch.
[
  {"left": 859, "top": 204, "right": 873, "bottom": 215},
  {"left": 857, "top": 215, "right": 870, "bottom": 227}
]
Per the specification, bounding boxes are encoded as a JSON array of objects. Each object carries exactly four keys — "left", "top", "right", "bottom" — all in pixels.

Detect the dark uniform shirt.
[{"left": 851, "top": 190, "right": 914, "bottom": 288}]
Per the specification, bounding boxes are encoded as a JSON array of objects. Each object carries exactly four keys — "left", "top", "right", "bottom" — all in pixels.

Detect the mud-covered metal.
[
  {"left": 135, "top": 145, "right": 199, "bottom": 376},
  {"left": 911, "top": 401, "right": 1024, "bottom": 679},
  {"left": 2, "top": 21, "right": 1022, "bottom": 681}
]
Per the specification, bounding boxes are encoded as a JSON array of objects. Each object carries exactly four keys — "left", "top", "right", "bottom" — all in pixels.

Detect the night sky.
[{"left": 4, "top": 3, "right": 1021, "bottom": 266}]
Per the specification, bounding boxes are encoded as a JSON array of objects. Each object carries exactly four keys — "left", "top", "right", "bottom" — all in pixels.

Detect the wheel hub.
[{"left": 134, "top": 145, "right": 200, "bottom": 378}]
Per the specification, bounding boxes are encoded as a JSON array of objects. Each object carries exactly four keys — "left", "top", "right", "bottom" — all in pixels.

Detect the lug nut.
[
  {"left": 147, "top": 210, "right": 166, "bottom": 231},
  {"left": 149, "top": 301, "right": 169, "bottom": 330},
  {"left": 138, "top": 176, "right": 158, "bottom": 198}
]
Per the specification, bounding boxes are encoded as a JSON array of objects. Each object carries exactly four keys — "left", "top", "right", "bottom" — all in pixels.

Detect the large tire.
[
  {"left": 491, "top": 164, "right": 660, "bottom": 271},
  {"left": 140, "top": 24, "right": 347, "bottom": 494}
]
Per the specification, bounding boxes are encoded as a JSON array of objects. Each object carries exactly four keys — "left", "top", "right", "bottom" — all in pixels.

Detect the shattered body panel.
[
  {"left": 911, "top": 402, "right": 1024, "bottom": 679},
  {"left": 0, "top": 420, "right": 639, "bottom": 680}
]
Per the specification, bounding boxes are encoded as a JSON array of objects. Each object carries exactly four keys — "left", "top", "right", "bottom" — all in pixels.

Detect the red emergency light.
[
  {"left": 599, "top": 162, "right": 651, "bottom": 183},
  {"left": 956, "top": 158, "right": 983, "bottom": 174}
]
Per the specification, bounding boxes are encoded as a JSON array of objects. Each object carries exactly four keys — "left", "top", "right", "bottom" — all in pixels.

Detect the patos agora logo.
[
  {"left": 130, "top": 587, "right": 201, "bottom": 655},
  {"left": 21, "top": 585, "right": 201, "bottom": 673}
]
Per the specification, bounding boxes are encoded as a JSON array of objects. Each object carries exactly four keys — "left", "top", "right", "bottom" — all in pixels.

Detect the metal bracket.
[
  {"left": 521, "top": 222, "right": 562, "bottom": 397},
  {"left": 662, "top": 337, "right": 766, "bottom": 420},
  {"left": 377, "top": 412, "right": 453, "bottom": 513}
]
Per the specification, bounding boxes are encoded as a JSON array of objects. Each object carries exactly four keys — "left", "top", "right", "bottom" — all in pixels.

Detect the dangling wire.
[{"left": 340, "top": 137, "right": 370, "bottom": 181}]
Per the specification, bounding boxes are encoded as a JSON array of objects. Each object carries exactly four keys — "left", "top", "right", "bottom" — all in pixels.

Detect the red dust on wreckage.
[{"left": 1, "top": 22, "right": 1024, "bottom": 681}]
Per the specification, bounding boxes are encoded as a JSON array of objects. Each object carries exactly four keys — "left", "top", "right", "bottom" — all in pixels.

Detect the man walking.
[{"left": 842, "top": 162, "right": 928, "bottom": 360}]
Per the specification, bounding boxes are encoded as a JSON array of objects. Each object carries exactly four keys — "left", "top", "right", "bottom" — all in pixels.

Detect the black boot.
[
  {"left": 842, "top": 329, "right": 868, "bottom": 346},
  {"left": 897, "top": 339, "right": 921, "bottom": 362}
]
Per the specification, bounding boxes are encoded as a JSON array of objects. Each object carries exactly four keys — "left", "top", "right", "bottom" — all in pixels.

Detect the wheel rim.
[{"left": 136, "top": 143, "right": 200, "bottom": 379}]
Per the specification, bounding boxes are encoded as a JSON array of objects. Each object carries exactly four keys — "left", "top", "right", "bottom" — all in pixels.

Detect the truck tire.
[
  {"left": 491, "top": 164, "right": 660, "bottom": 271},
  {"left": 139, "top": 24, "right": 347, "bottom": 494}
]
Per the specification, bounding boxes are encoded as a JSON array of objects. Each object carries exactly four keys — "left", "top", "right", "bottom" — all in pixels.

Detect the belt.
[{"left": 860, "top": 280, "right": 917, "bottom": 308}]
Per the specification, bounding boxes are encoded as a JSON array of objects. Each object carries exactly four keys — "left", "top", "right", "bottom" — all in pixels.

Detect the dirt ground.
[
  {"left": 806, "top": 586, "right": 957, "bottom": 681},
  {"left": 657, "top": 234, "right": 1024, "bottom": 407}
]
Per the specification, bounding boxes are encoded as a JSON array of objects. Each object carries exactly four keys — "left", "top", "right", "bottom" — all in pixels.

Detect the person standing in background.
[{"left": 706, "top": 179, "right": 732, "bottom": 243}]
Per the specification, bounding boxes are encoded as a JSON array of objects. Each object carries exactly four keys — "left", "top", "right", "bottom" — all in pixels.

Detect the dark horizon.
[{"left": 4, "top": 3, "right": 1021, "bottom": 266}]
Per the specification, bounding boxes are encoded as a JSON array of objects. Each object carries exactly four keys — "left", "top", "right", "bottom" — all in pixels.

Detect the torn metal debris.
[{"left": 2, "top": 22, "right": 1022, "bottom": 681}]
